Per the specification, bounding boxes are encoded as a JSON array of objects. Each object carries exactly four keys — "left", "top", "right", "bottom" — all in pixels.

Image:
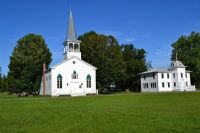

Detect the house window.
[
  {"left": 167, "top": 73, "right": 169, "bottom": 79},
  {"left": 86, "top": 74, "right": 91, "bottom": 88},
  {"left": 72, "top": 71, "right": 78, "bottom": 79},
  {"left": 151, "top": 83, "right": 157, "bottom": 88},
  {"left": 57, "top": 74, "right": 62, "bottom": 89},
  {"left": 162, "top": 82, "right": 165, "bottom": 88},
  {"left": 181, "top": 73, "right": 183, "bottom": 78},
  {"left": 168, "top": 82, "right": 170, "bottom": 88},
  {"left": 144, "top": 83, "right": 148, "bottom": 88},
  {"left": 162, "top": 73, "right": 164, "bottom": 79},
  {"left": 186, "top": 82, "right": 188, "bottom": 86},
  {"left": 174, "top": 82, "right": 176, "bottom": 87},
  {"left": 173, "top": 73, "right": 175, "bottom": 78}
]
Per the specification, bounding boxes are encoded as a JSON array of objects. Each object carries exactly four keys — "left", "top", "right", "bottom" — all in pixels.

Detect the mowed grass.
[{"left": 0, "top": 93, "right": 200, "bottom": 133}]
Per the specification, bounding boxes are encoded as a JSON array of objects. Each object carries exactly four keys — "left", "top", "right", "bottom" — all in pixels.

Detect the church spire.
[
  {"left": 63, "top": 9, "right": 81, "bottom": 60},
  {"left": 67, "top": 9, "right": 77, "bottom": 41}
]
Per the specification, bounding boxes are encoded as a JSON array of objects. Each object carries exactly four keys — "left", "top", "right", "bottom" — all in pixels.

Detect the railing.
[{"left": 174, "top": 85, "right": 196, "bottom": 91}]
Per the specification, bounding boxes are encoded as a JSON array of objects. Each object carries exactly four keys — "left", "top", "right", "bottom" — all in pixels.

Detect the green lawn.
[{"left": 0, "top": 92, "right": 200, "bottom": 133}]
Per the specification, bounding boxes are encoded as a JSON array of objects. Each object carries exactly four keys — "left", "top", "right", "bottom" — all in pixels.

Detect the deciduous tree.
[
  {"left": 8, "top": 34, "right": 52, "bottom": 95},
  {"left": 171, "top": 32, "right": 200, "bottom": 87}
]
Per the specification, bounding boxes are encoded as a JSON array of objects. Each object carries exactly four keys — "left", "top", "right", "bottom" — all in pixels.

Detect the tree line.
[{"left": 1, "top": 31, "right": 200, "bottom": 95}]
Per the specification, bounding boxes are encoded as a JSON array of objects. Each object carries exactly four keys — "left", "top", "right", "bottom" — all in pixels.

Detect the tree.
[
  {"left": 119, "top": 44, "right": 149, "bottom": 91},
  {"left": 171, "top": 32, "right": 200, "bottom": 87},
  {"left": 0, "top": 67, "right": 2, "bottom": 92},
  {"left": 79, "top": 31, "right": 149, "bottom": 93},
  {"left": 79, "top": 31, "right": 125, "bottom": 93},
  {"left": 8, "top": 34, "right": 52, "bottom": 95}
]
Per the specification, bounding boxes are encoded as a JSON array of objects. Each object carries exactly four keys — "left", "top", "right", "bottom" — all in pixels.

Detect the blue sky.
[{"left": 0, "top": 0, "right": 200, "bottom": 75}]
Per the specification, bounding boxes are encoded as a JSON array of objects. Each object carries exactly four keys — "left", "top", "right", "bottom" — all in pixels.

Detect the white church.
[
  {"left": 140, "top": 60, "right": 195, "bottom": 92},
  {"left": 40, "top": 10, "right": 97, "bottom": 97}
]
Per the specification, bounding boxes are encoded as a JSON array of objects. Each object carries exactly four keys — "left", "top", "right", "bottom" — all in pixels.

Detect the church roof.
[
  {"left": 51, "top": 57, "right": 97, "bottom": 70},
  {"left": 66, "top": 9, "right": 77, "bottom": 41}
]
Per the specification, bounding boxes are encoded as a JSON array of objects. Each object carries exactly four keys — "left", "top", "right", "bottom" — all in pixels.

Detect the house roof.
[
  {"left": 170, "top": 61, "right": 186, "bottom": 68},
  {"left": 139, "top": 68, "right": 170, "bottom": 75}
]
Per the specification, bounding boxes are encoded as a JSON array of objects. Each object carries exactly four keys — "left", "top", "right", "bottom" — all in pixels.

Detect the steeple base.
[{"left": 64, "top": 52, "right": 82, "bottom": 60}]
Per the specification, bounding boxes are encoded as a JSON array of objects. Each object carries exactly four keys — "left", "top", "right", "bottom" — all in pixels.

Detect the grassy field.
[{"left": 0, "top": 92, "right": 200, "bottom": 133}]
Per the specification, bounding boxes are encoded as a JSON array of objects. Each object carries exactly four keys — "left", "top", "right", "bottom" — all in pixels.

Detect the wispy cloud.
[
  {"left": 123, "top": 38, "right": 136, "bottom": 43},
  {"left": 98, "top": 30, "right": 123, "bottom": 37}
]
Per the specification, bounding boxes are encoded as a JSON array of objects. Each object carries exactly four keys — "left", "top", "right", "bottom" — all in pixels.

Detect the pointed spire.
[{"left": 67, "top": 9, "right": 77, "bottom": 41}]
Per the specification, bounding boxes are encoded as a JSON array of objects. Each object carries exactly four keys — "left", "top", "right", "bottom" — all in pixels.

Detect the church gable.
[{"left": 51, "top": 57, "right": 96, "bottom": 70}]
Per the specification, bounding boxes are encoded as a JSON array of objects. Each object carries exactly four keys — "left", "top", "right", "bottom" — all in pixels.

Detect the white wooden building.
[
  {"left": 40, "top": 10, "right": 97, "bottom": 96},
  {"left": 140, "top": 60, "right": 195, "bottom": 92}
]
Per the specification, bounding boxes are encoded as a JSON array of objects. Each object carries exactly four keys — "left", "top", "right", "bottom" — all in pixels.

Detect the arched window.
[
  {"left": 69, "top": 43, "right": 73, "bottom": 51},
  {"left": 72, "top": 71, "right": 78, "bottom": 79},
  {"left": 86, "top": 74, "right": 91, "bottom": 88},
  {"left": 57, "top": 74, "right": 62, "bottom": 89}
]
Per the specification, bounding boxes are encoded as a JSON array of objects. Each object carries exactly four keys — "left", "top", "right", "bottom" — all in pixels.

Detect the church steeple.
[
  {"left": 67, "top": 9, "right": 77, "bottom": 41},
  {"left": 63, "top": 9, "right": 81, "bottom": 60}
]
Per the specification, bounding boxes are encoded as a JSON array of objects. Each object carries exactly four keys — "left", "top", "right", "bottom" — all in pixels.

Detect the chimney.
[{"left": 42, "top": 63, "right": 46, "bottom": 96}]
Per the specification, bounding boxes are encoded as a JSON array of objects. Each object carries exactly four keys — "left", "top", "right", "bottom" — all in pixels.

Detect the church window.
[
  {"left": 86, "top": 74, "right": 91, "bottom": 88},
  {"left": 69, "top": 43, "right": 73, "bottom": 50},
  {"left": 57, "top": 74, "right": 62, "bottom": 89},
  {"left": 74, "top": 44, "right": 79, "bottom": 50},
  {"left": 73, "top": 61, "right": 76, "bottom": 64},
  {"left": 72, "top": 71, "right": 78, "bottom": 79},
  {"left": 186, "top": 82, "right": 188, "bottom": 86},
  {"left": 181, "top": 73, "right": 183, "bottom": 78}
]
